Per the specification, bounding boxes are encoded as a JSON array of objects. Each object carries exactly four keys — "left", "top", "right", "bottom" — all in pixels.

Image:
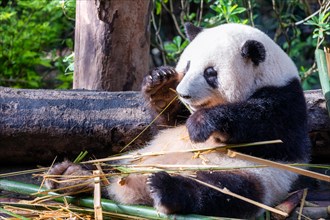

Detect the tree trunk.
[
  {"left": 73, "top": 0, "right": 151, "bottom": 91},
  {"left": 0, "top": 87, "right": 329, "bottom": 165}
]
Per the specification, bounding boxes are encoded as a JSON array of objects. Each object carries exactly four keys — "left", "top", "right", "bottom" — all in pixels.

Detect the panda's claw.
[
  {"left": 160, "top": 69, "right": 169, "bottom": 78},
  {"left": 144, "top": 66, "right": 178, "bottom": 90},
  {"left": 146, "top": 175, "right": 153, "bottom": 186},
  {"left": 142, "top": 66, "right": 181, "bottom": 122}
]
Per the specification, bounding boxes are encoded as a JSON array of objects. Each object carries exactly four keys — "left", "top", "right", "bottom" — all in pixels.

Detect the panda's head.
[{"left": 176, "top": 23, "right": 299, "bottom": 111}]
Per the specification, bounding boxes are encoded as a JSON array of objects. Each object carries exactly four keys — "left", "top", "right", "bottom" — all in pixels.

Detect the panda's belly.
[
  {"left": 114, "top": 125, "right": 298, "bottom": 208},
  {"left": 133, "top": 125, "right": 254, "bottom": 168},
  {"left": 139, "top": 125, "right": 206, "bottom": 152}
]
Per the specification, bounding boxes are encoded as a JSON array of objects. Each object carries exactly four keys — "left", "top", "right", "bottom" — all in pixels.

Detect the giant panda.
[{"left": 46, "top": 23, "right": 311, "bottom": 218}]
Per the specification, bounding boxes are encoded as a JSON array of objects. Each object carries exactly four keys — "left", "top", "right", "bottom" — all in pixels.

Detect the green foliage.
[
  {"left": 60, "top": 0, "right": 76, "bottom": 21},
  {"left": 2, "top": 0, "right": 330, "bottom": 90},
  {"left": 152, "top": 0, "right": 250, "bottom": 64},
  {"left": 208, "top": 0, "right": 248, "bottom": 25},
  {"left": 0, "top": 0, "right": 74, "bottom": 89},
  {"left": 63, "top": 52, "right": 75, "bottom": 75},
  {"left": 151, "top": 0, "right": 330, "bottom": 90},
  {"left": 164, "top": 36, "right": 189, "bottom": 64},
  {"left": 305, "top": 10, "right": 330, "bottom": 48}
]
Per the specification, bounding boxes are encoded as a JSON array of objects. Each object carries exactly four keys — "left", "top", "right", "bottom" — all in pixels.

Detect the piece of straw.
[{"left": 188, "top": 177, "right": 288, "bottom": 217}]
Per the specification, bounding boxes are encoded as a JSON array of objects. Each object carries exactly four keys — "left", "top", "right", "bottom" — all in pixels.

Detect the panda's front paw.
[
  {"left": 147, "top": 171, "right": 181, "bottom": 214},
  {"left": 186, "top": 109, "right": 214, "bottom": 142},
  {"left": 142, "top": 66, "right": 178, "bottom": 92},
  {"left": 142, "top": 66, "right": 180, "bottom": 114}
]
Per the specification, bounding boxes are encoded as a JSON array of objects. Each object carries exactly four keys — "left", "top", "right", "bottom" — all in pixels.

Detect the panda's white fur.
[
  {"left": 46, "top": 23, "right": 310, "bottom": 218},
  {"left": 107, "top": 126, "right": 298, "bottom": 216},
  {"left": 108, "top": 126, "right": 297, "bottom": 209},
  {"left": 105, "top": 24, "right": 306, "bottom": 217},
  {"left": 176, "top": 24, "right": 298, "bottom": 111}
]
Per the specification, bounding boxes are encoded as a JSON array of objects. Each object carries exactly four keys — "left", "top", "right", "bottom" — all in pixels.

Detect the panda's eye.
[
  {"left": 204, "top": 67, "right": 218, "bottom": 88},
  {"left": 204, "top": 67, "right": 217, "bottom": 77}
]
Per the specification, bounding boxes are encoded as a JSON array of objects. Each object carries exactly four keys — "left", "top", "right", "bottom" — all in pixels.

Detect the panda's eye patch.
[{"left": 204, "top": 67, "right": 218, "bottom": 88}]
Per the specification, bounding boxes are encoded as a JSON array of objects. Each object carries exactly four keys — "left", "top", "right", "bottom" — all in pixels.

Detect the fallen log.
[
  {"left": 0, "top": 87, "right": 153, "bottom": 165},
  {"left": 0, "top": 87, "right": 329, "bottom": 165},
  {"left": 304, "top": 90, "right": 330, "bottom": 163}
]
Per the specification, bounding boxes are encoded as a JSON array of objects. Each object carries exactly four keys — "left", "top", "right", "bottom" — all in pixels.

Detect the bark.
[
  {"left": 0, "top": 87, "right": 329, "bottom": 165},
  {"left": 287, "top": 207, "right": 330, "bottom": 219},
  {"left": 0, "top": 87, "right": 153, "bottom": 165},
  {"left": 304, "top": 90, "right": 330, "bottom": 163},
  {"left": 73, "top": 0, "right": 151, "bottom": 91}
]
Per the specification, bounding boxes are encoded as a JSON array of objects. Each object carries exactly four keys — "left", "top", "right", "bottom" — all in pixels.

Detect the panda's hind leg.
[
  {"left": 147, "top": 171, "right": 265, "bottom": 218},
  {"left": 107, "top": 174, "right": 153, "bottom": 205}
]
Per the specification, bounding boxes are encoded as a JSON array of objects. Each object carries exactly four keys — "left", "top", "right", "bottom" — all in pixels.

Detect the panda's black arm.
[
  {"left": 187, "top": 78, "right": 311, "bottom": 161},
  {"left": 148, "top": 171, "right": 264, "bottom": 218}
]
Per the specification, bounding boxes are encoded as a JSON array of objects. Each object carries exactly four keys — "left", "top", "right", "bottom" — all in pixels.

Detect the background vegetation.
[
  {"left": 0, "top": 0, "right": 329, "bottom": 90},
  {"left": 0, "top": 0, "right": 75, "bottom": 89},
  {"left": 151, "top": 0, "right": 330, "bottom": 90}
]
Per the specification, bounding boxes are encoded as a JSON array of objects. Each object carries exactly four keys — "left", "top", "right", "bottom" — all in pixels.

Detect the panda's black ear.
[
  {"left": 241, "top": 40, "right": 266, "bottom": 65},
  {"left": 184, "top": 22, "right": 203, "bottom": 42}
]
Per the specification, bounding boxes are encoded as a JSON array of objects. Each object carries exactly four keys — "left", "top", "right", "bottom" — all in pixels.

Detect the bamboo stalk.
[
  {"left": 0, "top": 167, "right": 48, "bottom": 178},
  {"left": 119, "top": 95, "right": 179, "bottom": 153},
  {"left": 324, "top": 47, "right": 330, "bottom": 78},
  {"left": 315, "top": 49, "right": 330, "bottom": 116},
  {"left": 272, "top": 190, "right": 304, "bottom": 220},
  {"left": 84, "top": 140, "right": 282, "bottom": 164},
  {"left": 112, "top": 163, "right": 330, "bottom": 171},
  {"left": 226, "top": 150, "right": 330, "bottom": 182},
  {"left": 93, "top": 170, "right": 103, "bottom": 220},
  {"left": 297, "top": 189, "right": 308, "bottom": 220},
  {"left": 0, "top": 179, "right": 224, "bottom": 220}
]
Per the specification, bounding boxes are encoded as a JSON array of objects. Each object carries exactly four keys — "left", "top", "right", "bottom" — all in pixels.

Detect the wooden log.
[
  {"left": 0, "top": 87, "right": 329, "bottom": 164},
  {"left": 304, "top": 90, "right": 330, "bottom": 163},
  {"left": 0, "top": 87, "right": 153, "bottom": 165},
  {"left": 287, "top": 207, "right": 330, "bottom": 219},
  {"left": 73, "top": 0, "right": 151, "bottom": 91}
]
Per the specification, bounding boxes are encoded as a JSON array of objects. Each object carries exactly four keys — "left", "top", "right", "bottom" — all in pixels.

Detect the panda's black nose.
[{"left": 178, "top": 93, "right": 191, "bottom": 99}]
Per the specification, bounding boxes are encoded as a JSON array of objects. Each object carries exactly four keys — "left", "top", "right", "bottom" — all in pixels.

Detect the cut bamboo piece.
[
  {"left": 324, "top": 47, "right": 330, "bottom": 78},
  {"left": 93, "top": 170, "right": 103, "bottom": 220},
  {"left": 315, "top": 49, "right": 330, "bottom": 116},
  {"left": 272, "top": 190, "right": 304, "bottom": 220},
  {"left": 226, "top": 150, "right": 330, "bottom": 182}
]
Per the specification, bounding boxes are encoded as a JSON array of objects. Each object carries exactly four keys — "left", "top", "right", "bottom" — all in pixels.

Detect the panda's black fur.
[
  {"left": 186, "top": 78, "right": 310, "bottom": 162},
  {"left": 46, "top": 23, "right": 311, "bottom": 218}
]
